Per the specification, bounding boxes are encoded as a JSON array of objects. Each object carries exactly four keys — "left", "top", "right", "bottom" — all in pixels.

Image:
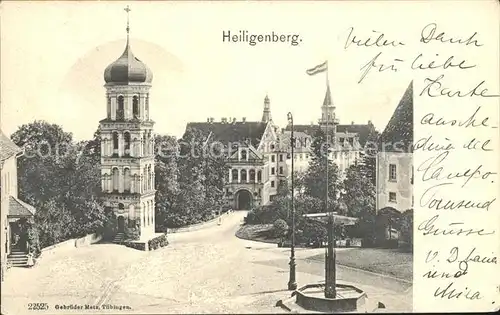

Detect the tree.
[
  {"left": 154, "top": 135, "right": 180, "bottom": 231},
  {"left": 11, "top": 122, "right": 107, "bottom": 248},
  {"left": 359, "top": 129, "right": 380, "bottom": 186},
  {"left": 277, "top": 178, "right": 290, "bottom": 196},
  {"left": 343, "top": 163, "right": 376, "bottom": 218},
  {"left": 11, "top": 121, "right": 74, "bottom": 206},
  {"left": 400, "top": 209, "right": 413, "bottom": 249},
  {"left": 203, "top": 136, "right": 229, "bottom": 214},
  {"left": 302, "top": 128, "right": 343, "bottom": 212}
]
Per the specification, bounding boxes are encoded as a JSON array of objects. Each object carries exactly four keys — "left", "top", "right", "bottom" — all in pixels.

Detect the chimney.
[
  {"left": 221, "top": 117, "right": 227, "bottom": 123},
  {"left": 242, "top": 117, "right": 246, "bottom": 123}
]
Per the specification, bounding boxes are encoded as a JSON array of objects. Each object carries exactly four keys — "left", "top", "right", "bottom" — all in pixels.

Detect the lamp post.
[{"left": 287, "top": 112, "right": 297, "bottom": 291}]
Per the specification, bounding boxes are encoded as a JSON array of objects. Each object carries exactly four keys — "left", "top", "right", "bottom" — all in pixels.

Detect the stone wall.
[{"left": 168, "top": 211, "right": 232, "bottom": 234}]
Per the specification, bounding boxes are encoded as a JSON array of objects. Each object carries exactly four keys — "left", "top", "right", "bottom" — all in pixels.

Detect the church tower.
[
  {"left": 261, "top": 94, "right": 272, "bottom": 123},
  {"left": 100, "top": 6, "right": 156, "bottom": 240},
  {"left": 318, "top": 83, "right": 339, "bottom": 135}
]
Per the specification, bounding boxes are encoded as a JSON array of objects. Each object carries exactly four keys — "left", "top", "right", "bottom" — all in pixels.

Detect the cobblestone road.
[{"left": 2, "top": 211, "right": 412, "bottom": 314}]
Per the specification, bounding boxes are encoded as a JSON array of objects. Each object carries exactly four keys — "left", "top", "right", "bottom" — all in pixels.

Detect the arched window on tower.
[
  {"left": 232, "top": 169, "right": 238, "bottom": 182},
  {"left": 241, "top": 169, "right": 247, "bottom": 182},
  {"left": 107, "top": 96, "right": 111, "bottom": 119},
  {"left": 112, "top": 132, "right": 119, "bottom": 156},
  {"left": 124, "top": 132, "right": 131, "bottom": 156},
  {"left": 123, "top": 168, "right": 131, "bottom": 193},
  {"left": 117, "top": 95, "right": 124, "bottom": 120},
  {"left": 249, "top": 169, "right": 255, "bottom": 182},
  {"left": 133, "top": 96, "right": 139, "bottom": 119},
  {"left": 112, "top": 167, "right": 119, "bottom": 192},
  {"left": 145, "top": 95, "right": 149, "bottom": 120},
  {"left": 257, "top": 170, "right": 262, "bottom": 183},
  {"left": 142, "top": 134, "right": 147, "bottom": 156}
]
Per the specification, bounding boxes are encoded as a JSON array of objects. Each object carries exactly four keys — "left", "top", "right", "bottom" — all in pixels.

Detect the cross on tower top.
[{"left": 124, "top": 5, "right": 131, "bottom": 34}]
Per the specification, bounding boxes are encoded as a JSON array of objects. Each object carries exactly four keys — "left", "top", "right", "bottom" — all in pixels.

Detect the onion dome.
[{"left": 104, "top": 39, "right": 153, "bottom": 84}]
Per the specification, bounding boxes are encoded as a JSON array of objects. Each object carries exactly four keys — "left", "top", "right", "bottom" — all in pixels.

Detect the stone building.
[
  {"left": 376, "top": 81, "right": 414, "bottom": 213},
  {"left": 185, "top": 96, "right": 286, "bottom": 209},
  {"left": 283, "top": 84, "right": 376, "bottom": 176},
  {"left": 184, "top": 84, "right": 376, "bottom": 209},
  {"left": 99, "top": 24, "right": 156, "bottom": 241},
  {"left": 1, "top": 130, "right": 37, "bottom": 276}
]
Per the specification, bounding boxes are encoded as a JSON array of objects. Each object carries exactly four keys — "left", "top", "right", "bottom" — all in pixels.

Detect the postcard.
[{"left": 1, "top": 0, "right": 498, "bottom": 314}]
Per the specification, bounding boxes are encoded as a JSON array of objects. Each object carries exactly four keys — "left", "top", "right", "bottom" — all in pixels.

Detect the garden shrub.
[
  {"left": 272, "top": 219, "right": 289, "bottom": 239},
  {"left": 148, "top": 233, "right": 169, "bottom": 250}
]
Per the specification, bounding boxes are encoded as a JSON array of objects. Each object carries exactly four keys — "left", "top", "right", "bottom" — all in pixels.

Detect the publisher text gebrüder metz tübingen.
[{"left": 222, "top": 30, "right": 302, "bottom": 46}]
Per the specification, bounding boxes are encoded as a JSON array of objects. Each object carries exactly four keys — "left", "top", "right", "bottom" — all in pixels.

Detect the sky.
[{"left": 0, "top": 1, "right": 420, "bottom": 141}]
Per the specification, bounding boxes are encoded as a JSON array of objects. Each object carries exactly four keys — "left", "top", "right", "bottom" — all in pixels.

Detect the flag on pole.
[{"left": 306, "top": 61, "right": 328, "bottom": 76}]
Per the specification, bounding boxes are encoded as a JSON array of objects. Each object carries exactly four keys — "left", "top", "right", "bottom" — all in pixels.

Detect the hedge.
[{"left": 148, "top": 234, "right": 169, "bottom": 250}]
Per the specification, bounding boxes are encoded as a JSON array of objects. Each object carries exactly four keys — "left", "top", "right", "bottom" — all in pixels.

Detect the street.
[{"left": 2, "top": 211, "right": 412, "bottom": 314}]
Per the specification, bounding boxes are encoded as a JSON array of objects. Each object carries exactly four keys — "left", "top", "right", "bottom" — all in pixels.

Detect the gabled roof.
[
  {"left": 337, "top": 123, "right": 376, "bottom": 147},
  {"left": 185, "top": 121, "right": 268, "bottom": 148},
  {"left": 0, "top": 130, "right": 22, "bottom": 162},
  {"left": 8, "top": 196, "right": 36, "bottom": 217},
  {"left": 378, "top": 81, "right": 413, "bottom": 153},
  {"left": 284, "top": 123, "right": 375, "bottom": 147}
]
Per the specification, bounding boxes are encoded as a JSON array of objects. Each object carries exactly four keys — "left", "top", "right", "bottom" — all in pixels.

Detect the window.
[
  {"left": 232, "top": 169, "right": 238, "bottom": 181},
  {"left": 271, "top": 181, "right": 275, "bottom": 188},
  {"left": 271, "top": 155, "right": 275, "bottom": 162},
  {"left": 306, "top": 154, "right": 309, "bottom": 159},
  {"left": 123, "top": 168, "right": 131, "bottom": 192},
  {"left": 389, "top": 192, "right": 397, "bottom": 203},
  {"left": 411, "top": 166, "right": 414, "bottom": 185},
  {"left": 271, "top": 167, "right": 275, "bottom": 175},
  {"left": 112, "top": 168, "right": 120, "bottom": 192},
  {"left": 279, "top": 154, "right": 283, "bottom": 162},
  {"left": 113, "top": 132, "right": 119, "bottom": 150},
  {"left": 241, "top": 149, "right": 247, "bottom": 160},
  {"left": 241, "top": 169, "right": 247, "bottom": 182},
  {"left": 389, "top": 164, "right": 397, "bottom": 181},
  {"left": 133, "top": 96, "right": 139, "bottom": 118},
  {"left": 279, "top": 166, "right": 283, "bottom": 174},
  {"left": 257, "top": 170, "right": 262, "bottom": 182},
  {"left": 107, "top": 97, "right": 111, "bottom": 118},
  {"left": 249, "top": 169, "right": 255, "bottom": 181},
  {"left": 117, "top": 95, "right": 124, "bottom": 120},
  {"left": 124, "top": 132, "right": 131, "bottom": 153}
]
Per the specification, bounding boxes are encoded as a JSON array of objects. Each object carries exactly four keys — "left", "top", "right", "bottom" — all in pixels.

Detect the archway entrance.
[
  {"left": 235, "top": 190, "right": 253, "bottom": 210},
  {"left": 117, "top": 216, "right": 125, "bottom": 233}
]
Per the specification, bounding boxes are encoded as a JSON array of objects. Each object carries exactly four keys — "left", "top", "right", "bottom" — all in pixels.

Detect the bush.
[
  {"left": 17, "top": 218, "right": 41, "bottom": 258},
  {"left": 148, "top": 234, "right": 169, "bottom": 250},
  {"left": 299, "top": 220, "right": 327, "bottom": 245},
  {"left": 272, "top": 219, "right": 289, "bottom": 239},
  {"left": 400, "top": 209, "right": 413, "bottom": 249}
]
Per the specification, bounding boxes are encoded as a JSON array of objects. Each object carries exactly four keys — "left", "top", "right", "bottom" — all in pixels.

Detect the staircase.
[
  {"left": 8, "top": 247, "right": 29, "bottom": 268},
  {"left": 112, "top": 232, "right": 125, "bottom": 244}
]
